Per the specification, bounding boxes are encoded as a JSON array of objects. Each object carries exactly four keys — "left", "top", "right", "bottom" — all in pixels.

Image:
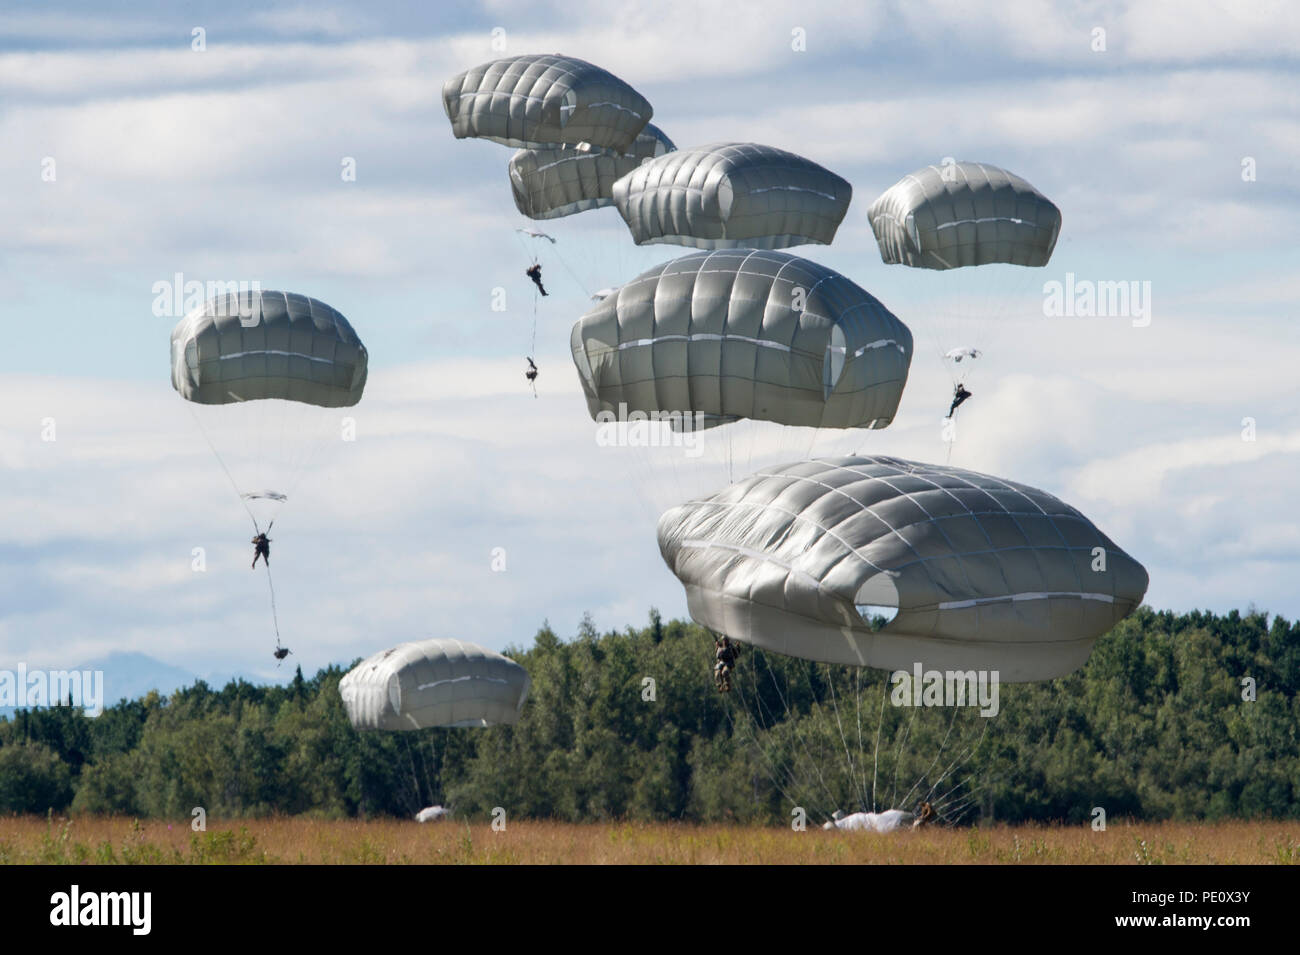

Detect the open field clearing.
[{"left": 1, "top": 816, "right": 1297, "bottom": 864}]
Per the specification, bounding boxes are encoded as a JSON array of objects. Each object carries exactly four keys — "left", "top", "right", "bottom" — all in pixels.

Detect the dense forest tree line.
[{"left": 0, "top": 607, "right": 1296, "bottom": 824}]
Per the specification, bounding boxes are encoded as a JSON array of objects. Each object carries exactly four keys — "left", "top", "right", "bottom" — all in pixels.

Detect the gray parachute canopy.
[
  {"left": 170, "top": 290, "right": 367, "bottom": 407},
  {"left": 442, "top": 53, "right": 652, "bottom": 152},
  {"left": 612, "top": 142, "right": 853, "bottom": 249},
  {"left": 510, "top": 123, "right": 675, "bottom": 220},
  {"left": 571, "top": 249, "right": 913, "bottom": 431},
  {"left": 339, "top": 638, "right": 531, "bottom": 731},
  {"left": 658, "top": 456, "right": 1148, "bottom": 681},
  {"left": 867, "top": 161, "right": 1061, "bottom": 270}
]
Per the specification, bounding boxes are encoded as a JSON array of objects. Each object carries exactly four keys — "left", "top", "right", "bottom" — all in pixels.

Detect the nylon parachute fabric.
[
  {"left": 339, "top": 638, "right": 531, "bottom": 731},
  {"left": 443, "top": 53, "right": 653, "bottom": 151},
  {"left": 613, "top": 142, "right": 852, "bottom": 249},
  {"left": 658, "top": 455, "right": 1148, "bottom": 681}
]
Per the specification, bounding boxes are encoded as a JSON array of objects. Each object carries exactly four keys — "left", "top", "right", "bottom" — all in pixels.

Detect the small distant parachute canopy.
[
  {"left": 510, "top": 123, "right": 676, "bottom": 220},
  {"left": 516, "top": 228, "right": 557, "bottom": 243},
  {"left": 612, "top": 142, "right": 852, "bottom": 249},
  {"left": 867, "top": 161, "right": 1061, "bottom": 270},
  {"left": 241, "top": 490, "right": 288, "bottom": 503},
  {"left": 416, "top": 806, "right": 451, "bottom": 823},
  {"left": 944, "top": 347, "right": 981, "bottom": 363},
  {"left": 442, "top": 54, "right": 653, "bottom": 152},
  {"left": 657, "top": 455, "right": 1148, "bottom": 682},
  {"left": 170, "top": 290, "right": 367, "bottom": 407},
  {"left": 339, "top": 638, "right": 530, "bottom": 731},
  {"left": 571, "top": 249, "right": 913, "bottom": 431}
]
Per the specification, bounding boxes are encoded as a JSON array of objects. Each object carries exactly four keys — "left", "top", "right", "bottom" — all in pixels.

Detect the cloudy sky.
[{"left": 2, "top": 0, "right": 1297, "bottom": 686}]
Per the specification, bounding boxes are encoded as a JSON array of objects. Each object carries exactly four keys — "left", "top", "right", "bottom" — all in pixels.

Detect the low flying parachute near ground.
[
  {"left": 867, "top": 161, "right": 1061, "bottom": 270},
  {"left": 442, "top": 53, "right": 653, "bottom": 152},
  {"left": 571, "top": 249, "right": 912, "bottom": 432},
  {"left": 613, "top": 142, "right": 852, "bottom": 249},
  {"left": 339, "top": 638, "right": 531, "bottom": 731},
  {"left": 510, "top": 123, "right": 675, "bottom": 220},
  {"left": 658, "top": 455, "right": 1148, "bottom": 682}
]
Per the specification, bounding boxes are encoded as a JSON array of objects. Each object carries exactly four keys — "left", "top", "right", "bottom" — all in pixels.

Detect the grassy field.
[{"left": 1, "top": 815, "right": 1298, "bottom": 864}]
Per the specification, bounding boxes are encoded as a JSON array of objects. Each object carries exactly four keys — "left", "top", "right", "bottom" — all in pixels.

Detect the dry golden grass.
[{"left": 1, "top": 815, "right": 1296, "bottom": 864}]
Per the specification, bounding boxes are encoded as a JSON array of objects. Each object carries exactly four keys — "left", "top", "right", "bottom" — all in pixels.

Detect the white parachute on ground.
[
  {"left": 613, "top": 142, "right": 852, "bottom": 249},
  {"left": 339, "top": 638, "right": 531, "bottom": 731},
  {"left": 658, "top": 455, "right": 1149, "bottom": 681},
  {"left": 510, "top": 124, "right": 675, "bottom": 220},
  {"left": 823, "top": 810, "right": 915, "bottom": 832},
  {"left": 415, "top": 805, "right": 451, "bottom": 823},
  {"left": 443, "top": 53, "right": 653, "bottom": 152}
]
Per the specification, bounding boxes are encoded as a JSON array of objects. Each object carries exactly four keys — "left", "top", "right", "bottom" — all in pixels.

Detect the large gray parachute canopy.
[
  {"left": 339, "top": 638, "right": 531, "bottom": 731},
  {"left": 658, "top": 456, "right": 1148, "bottom": 681},
  {"left": 867, "top": 161, "right": 1061, "bottom": 270},
  {"left": 571, "top": 250, "right": 913, "bottom": 431},
  {"left": 612, "top": 142, "right": 853, "bottom": 249},
  {"left": 442, "top": 53, "right": 653, "bottom": 152},
  {"left": 170, "top": 290, "right": 367, "bottom": 407},
  {"left": 510, "top": 123, "right": 675, "bottom": 220}
]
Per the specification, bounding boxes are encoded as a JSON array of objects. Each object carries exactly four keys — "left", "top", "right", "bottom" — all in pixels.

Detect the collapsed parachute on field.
[
  {"left": 867, "top": 162, "right": 1061, "bottom": 270},
  {"left": 613, "top": 142, "right": 853, "bottom": 249},
  {"left": 442, "top": 53, "right": 653, "bottom": 152},
  {"left": 510, "top": 123, "right": 675, "bottom": 220},
  {"left": 170, "top": 290, "right": 368, "bottom": 407},
  {"left": 657, "top": 455, "right": 1148, "bottom": 682},
  {"left": 824, "top": 810, "right": 914, "bottom": 832},
  {"left": 571, "top": 249, "right": 913, "bottom": 432},
  {"left": 339, "top": 638, "right": 530, "bottom": 731}
]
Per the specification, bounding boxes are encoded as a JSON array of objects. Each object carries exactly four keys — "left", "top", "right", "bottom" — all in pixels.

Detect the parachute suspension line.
[
  {"left": 887, "top": 698, "right": 921, "bottom": 810},
  {"left": 754, "top": 650, "right": 842, "bottom": 813},
  {"left": 870, "top": 675, "right": 889, "bottom": 812},
  {"left": 932, "top": 772, "right": 990, "bottom": 825},
  {"left": 730, "top": 671, "right": 839, "bottom": 822},
  {"left": 401, "top": 734, "right": 424, "bottom": 815},
  {"left": 897, "top": 703, "right": 963, "bottom": 812},
  {"left": 531, "top": 286, "right": 539, "bottom": 357},
  {"left": 917, "top": 717, "right": 991, "bottom": 814},
  {"left": 853, "top": 665, "right": 869, "bottom": 809},
  {"left": 263, "top": 562, "right": 281, "bottom": 644},
  {"left": 424, "top": 733, "right": 441, "bottom": 807},
  {"left": 723, "top": 642, "right": 818, "bottom": 816},
  {"left": 187, "top": 404, "right": 259, "bottom": 534},
  {"left": 548, "top": 242, "right": 594, "bottom": 300},
  {"left": 712, "top": 633, "right": 814, "bottom": 817},
  {"left": 721, "top": 662, "right": 809, "bottom": 817},
  {"left": 823, "top": 667, "right": 870, "bottom": 813},
  {"left": 276, "top": 401, "right": 339, "bottom": 513}
]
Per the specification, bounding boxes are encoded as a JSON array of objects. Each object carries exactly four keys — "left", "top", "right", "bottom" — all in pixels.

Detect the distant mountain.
[{"left": 0, "top": 652, "right": 200, "bottom": 719}]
